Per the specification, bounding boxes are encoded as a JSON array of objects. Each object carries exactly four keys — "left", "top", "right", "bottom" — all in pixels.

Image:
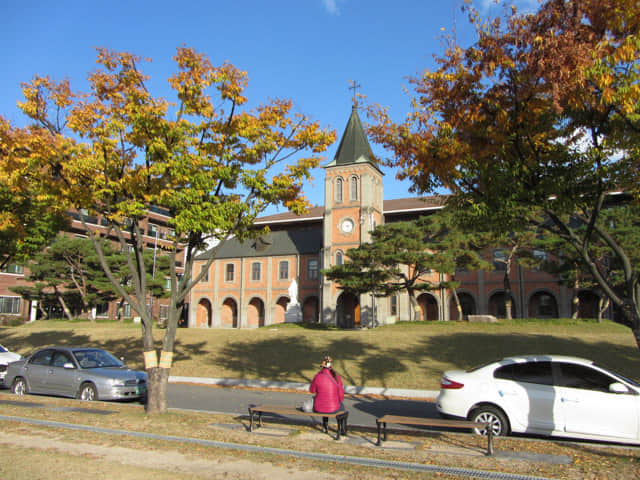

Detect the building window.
[
  {"left": 148, "top": 223, "right": 158, "bottom": 237},
  {"left": 350, "top": 176, "right": 358, "bottom": 201},
  {"left": 122, "top": 303, "right": 131, "bottom": 318},
  {"left": 336, "top": 251, "right": 343, "bottom": 266},
  {"left": 1, "top": 264, "right": 23, "bottom": 275},
  {"left": 251, "top": 262, "right": 261, "bottom": 281},
  {"left": 532, "top": 249, "right": 548, "bottom": 271},
  {"left": 307, "top": 259, "right": 319, "bottom": 280},
  {"left": 335, "top": 177, "right": 343, "bottom": 203},
  {"left": 279, "top": 261, "right": 289, "bottom": 280},
  {"left": 96, "top": 303, "right": 109, "bottom": 317},
  {"left": 537, "top": 293, "right": 555, "bottom": 317},
  {"left": 159, "top": 305, "right": 169, "bottom": 320},
  {"left": 390, "top": 295, "right": 398, "bottom": 316},
  {"left": 225, "top": 264, "right": 235, "bottom": 282},
  {"left": 200, "top": 265, "right": 209, "bottom": 282},
  {"left": 492, "top": 250, "right": 507, "bottom": 271},
  {"left": 0, "top": 296, "right": 20, "bottom": 314}
]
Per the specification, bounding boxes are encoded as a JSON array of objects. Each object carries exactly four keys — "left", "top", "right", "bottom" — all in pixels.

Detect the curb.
[{"left": 168, "top": 376, "right": 439, "bottom": 399}]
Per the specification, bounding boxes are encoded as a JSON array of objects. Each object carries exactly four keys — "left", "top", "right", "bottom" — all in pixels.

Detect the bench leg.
[
  {"left": 340, "top": 412, "right": 348, "bottom": 436},
  {"left": 486, "top": 428, "right": 494, "bottom": 456},
  {"left": 248, "top": 409, "right": 254, "bottom": 432},
  {"left": 376, "top": 420, "right": 384, "bottom": 446},
  {"left": 322, "top": 417, "right": 328, "bottom": 434}
]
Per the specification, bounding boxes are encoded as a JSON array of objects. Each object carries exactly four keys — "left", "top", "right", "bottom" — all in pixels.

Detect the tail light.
[{"left": 441, "top": 377, "right": 464, "bottom": 389}]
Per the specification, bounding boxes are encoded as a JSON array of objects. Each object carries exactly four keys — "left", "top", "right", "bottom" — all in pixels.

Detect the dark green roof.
[
  {"left": 325, "top": 106, "right": 378, "bottom": 168},
  {"left": 198, "top": 228, "right": 323, "bottom": 259}
]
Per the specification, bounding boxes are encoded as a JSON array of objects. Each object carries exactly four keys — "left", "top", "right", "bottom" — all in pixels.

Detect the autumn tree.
[
  {"left": 0, "top": 118, "right": 70, "bottom": 269},
  {"left": 367, "top": 0, "right": 640, "bottom": 348},
  {"left": 11, "top": 47, "right": 335, "bottom": 413}
]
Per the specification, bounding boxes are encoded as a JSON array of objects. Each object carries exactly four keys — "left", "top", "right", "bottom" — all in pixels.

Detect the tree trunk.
[
  {"left": 408, "top": 290, "right": 420, "bottom": 321},
  {"left": 503, "top": 245, "right": 517, "bottom": 320},
  {"left": 572, "top": 278, "right": 580, "bottom": 319},
  {"left": 503, "top": 272, "right": 513, "bottom": 320},
  {"left": 452, "top": 288, "right": 463, "bottom": 321},
  {"left": 598, "top": 296, "right": 609, "bottom": 323},
  {"left": 55, "top": 289, "right": 73, "bottom": 321},
  {"left": 145, "top": 366, "right": 170, "bottom": 414}
]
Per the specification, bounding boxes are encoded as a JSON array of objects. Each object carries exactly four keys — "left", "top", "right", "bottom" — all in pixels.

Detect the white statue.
[{"left": 288, "top": 279, "right": 299, "bottom": 306}]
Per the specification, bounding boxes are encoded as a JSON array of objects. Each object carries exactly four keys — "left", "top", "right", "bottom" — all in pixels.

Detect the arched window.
[
  {"left": 336, "top": 251, "right": 343, "bottom": 266},
  {"left": 350, "top": 176, "right": 358, "bottom": 201},
  {"left": 335, "top": 177, "right": 343, "bottom": 203}
]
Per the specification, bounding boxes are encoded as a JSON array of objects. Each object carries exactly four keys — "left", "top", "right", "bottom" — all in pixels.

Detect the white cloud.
[
  {"left": 476, "top": 0, "right": 540, "bottom": 15},
  {"left": 322, "top": 0, "right": 341, "bottom": 15}
]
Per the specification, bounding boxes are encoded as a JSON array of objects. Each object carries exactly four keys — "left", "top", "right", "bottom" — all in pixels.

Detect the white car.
[
  {"left": 436, "top": 355, "right": 640, "bottom": 445},
  {"left": 0, "top": 344, "right": 22, "bottom": 387}
]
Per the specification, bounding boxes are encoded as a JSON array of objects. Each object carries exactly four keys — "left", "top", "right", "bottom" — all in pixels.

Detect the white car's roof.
[{"left": 498, "top": 355, "right": 593, "bottom": 365}]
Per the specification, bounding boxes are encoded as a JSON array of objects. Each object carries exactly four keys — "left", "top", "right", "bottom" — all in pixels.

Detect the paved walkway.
[{"left": 169, "top": 375, "right": 440, "bottom": 399}]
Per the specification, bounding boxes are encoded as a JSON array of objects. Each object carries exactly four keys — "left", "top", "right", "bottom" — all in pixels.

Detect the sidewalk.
[{"left": 169, "top": 375, "right": 439, "bottom": 399}]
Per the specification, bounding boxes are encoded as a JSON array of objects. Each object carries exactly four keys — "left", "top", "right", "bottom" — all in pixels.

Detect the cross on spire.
[{"left": 348, "top": 80, "right": 361, "bottom": 108}]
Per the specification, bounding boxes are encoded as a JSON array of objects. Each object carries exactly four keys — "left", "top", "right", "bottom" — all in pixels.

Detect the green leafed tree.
[
  {"left": 367, "top": 0, "right": 640, "bottom": 348},
  {"left": 11, "top": 235, "right": 123, "bottom": 320},
  {"left": 8, "top": 47, "right": 335, "bottom": 413},
  {"left": 324, "top": 210, "right": 489, "bottom": 322}
]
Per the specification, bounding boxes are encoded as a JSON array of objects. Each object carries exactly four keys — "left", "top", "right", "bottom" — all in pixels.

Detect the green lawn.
[{"left": 2, "top": 319, "right": 639, "bottom": 391}]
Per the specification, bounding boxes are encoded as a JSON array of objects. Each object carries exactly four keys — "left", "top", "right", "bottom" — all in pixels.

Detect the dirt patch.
[{"left": 1, "top": 431, "right": 347, "bottom": 480}]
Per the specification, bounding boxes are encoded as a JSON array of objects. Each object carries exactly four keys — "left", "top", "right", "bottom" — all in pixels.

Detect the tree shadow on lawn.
[
  {"left": 390, "top": 332, "right": 640, "bottom": 382},
  {"left": 213, "top": 336, "right": 385, "bottom": 385},
  {"left": 0, "top": 329, "right": 209, "bottom": 371}
]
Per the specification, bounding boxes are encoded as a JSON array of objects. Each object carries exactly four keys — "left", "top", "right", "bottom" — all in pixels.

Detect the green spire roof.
[{"left": 325, "top": 105, "right": 377, "bottom": 168}]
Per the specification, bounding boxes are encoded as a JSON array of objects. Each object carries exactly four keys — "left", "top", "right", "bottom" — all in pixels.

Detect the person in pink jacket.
[{"left": 309, "top": 355, "right": 345, "bottom": 432}]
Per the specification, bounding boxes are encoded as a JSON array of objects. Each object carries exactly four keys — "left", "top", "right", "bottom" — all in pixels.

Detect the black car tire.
[
  {"left": 11, "top": 377, "right": 28, "bottom": 396},
  {"left": 78, "top": 382, "right": 97, "bottom": 401},
  {"left": 469, "top": 405, "right": 510, "bottom": 436}
]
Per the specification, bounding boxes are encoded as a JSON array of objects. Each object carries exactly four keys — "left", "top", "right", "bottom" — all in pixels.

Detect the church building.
[{"left": 187, "top": 106, "right": 596, "bottom": 328}]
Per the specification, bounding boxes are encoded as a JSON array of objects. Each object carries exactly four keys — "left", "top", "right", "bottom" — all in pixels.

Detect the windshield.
[
  {"left": 0, "top": 345, "right": 7, "bottom": 353},
  {"left": 72, "top": 349, "right": 123, "bottom": 369}
]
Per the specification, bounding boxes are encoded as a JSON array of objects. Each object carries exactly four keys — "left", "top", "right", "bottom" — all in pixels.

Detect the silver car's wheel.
[
  {"left": 78, "top": 383, "right": 97, "bottom": 401},
  {"left": 470, "top": 406, "right": 510, "bottom": 436},
  {"left": 12, "top": 377, "right": 28, "bottom": 396}
]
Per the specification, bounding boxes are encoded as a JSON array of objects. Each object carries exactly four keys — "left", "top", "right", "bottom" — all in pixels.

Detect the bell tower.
[{"left": 321, "top": 103, "right": 384, "bottom": 327}]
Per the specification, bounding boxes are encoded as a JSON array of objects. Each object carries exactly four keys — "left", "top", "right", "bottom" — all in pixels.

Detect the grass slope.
[{"left": 2, "top": 319, "right": 638, "bottom": 390}]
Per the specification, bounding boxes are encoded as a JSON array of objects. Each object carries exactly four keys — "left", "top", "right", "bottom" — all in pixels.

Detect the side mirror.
[
  {"left": 609, "top": 382, "right": 629, "bottom": 394},
  {"left": 63, "top": 362, "right": 76, "bottom": 370}
]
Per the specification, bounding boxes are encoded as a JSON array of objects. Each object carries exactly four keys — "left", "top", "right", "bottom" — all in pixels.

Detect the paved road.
[{"left": 167, "top": 382, "right": 439, "bottom": 428}]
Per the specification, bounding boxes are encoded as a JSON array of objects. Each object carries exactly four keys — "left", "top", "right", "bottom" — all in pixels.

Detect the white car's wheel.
[{"left": 470, "top": 406, "right": 510, "bottom": 436}]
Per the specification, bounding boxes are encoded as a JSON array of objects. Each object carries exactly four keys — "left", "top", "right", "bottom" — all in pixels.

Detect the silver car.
[{"left": 6, "top": 347, "right": 147, "bottom": 402}]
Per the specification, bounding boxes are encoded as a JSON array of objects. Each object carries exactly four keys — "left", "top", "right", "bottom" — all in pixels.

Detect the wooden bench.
[
  {"left": 248, "top": 404, "right": 349, "bottom": 440},
  {"left": 375, "top": 414, "right": 494, "bottom": 455}
]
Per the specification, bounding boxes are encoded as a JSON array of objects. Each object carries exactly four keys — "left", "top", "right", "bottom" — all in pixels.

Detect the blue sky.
[{"left": 1, "top": 0, "right": 539, "bottom": 214}]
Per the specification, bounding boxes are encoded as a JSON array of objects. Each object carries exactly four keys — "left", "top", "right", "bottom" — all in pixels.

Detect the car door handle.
[
  {"left": 561, "top": 397, "right": 580, "bottom": 403},
  {"left": 48, "top": 369, "right": 54, "bottom": 375}
]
